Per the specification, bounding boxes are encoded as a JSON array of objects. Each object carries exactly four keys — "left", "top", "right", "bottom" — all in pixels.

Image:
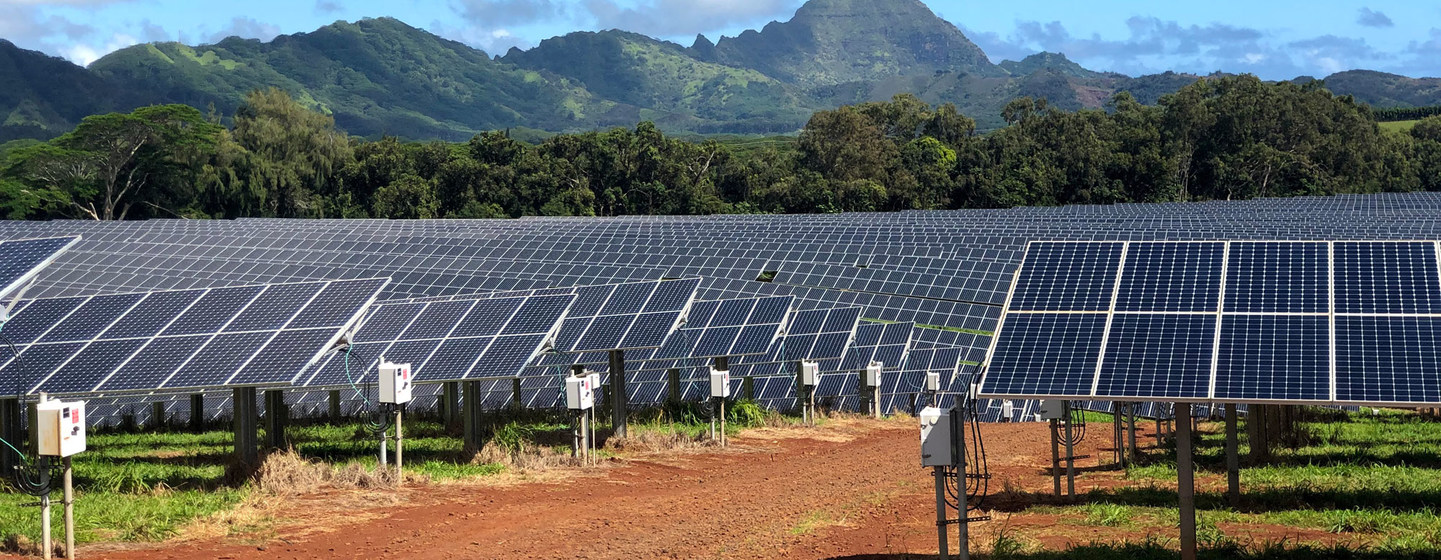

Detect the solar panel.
[
  {"left": 0, "top": 236, "right": 80, "bottom": 302},
  {"left": 0, "top": 278, "right": 386, "bottom": 396},
  {"left": 557, "top": 278, "right": 700, "bottom": 353},
  {"left": 1334, "top": 241, "right": 1441, "bottom": 314},
  {"left": 299, "top": 293, "right": 576, "bottom": 387},
  {"left": 983, "top": 239, "right": 1441, "bottom": 407},
  {"left": 1114, "top": 242, "right": 1223, "bottom": 312},
  {"left": 983, "top": 313, "right": 1107, "bottom": 398},
  {"left": 1007, "top": 242, "right": 1123, "bottom": 312},
  {"left": 651, "top": 296, "right": 793, "bottom": 360},
  {"left": 1224, "top": 242, "right": 1329, "bottom": 313}
]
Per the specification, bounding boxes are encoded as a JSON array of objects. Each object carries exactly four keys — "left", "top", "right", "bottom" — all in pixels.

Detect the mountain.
[
  {"left": 500, "top": 30, "right": 818, "bottom": 133},
  {"left": 1, "top": 0, "right": 1439, "bottom": 143},
  {"left": 1321, "top": 70, "right": 1441, "bottom": 108},
  {"left": 89, "top": 18, "right": 628, "bottom": 140},
  {"left": 708, "top": 0, "right": 999, "bottom": 88},
  {"left": 0, "top": 40, "right": 115, "bottom": 141}
]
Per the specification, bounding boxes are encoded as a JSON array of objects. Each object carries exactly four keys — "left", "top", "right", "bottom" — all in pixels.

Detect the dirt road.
[{"left": 80, "top": 418, "right": 1132, "bottom": 560}]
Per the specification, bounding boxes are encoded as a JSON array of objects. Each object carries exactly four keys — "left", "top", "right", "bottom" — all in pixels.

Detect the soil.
[{"left": 11, "top": 417, "right": 1342, "bottom": 559}]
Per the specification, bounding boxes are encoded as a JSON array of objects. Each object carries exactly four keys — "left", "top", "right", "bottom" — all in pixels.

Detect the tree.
[
  {"left": 5, "top": 104, "right": 219, "bottom": 220},
  {"left": 230, "top": 88, "right": 352, "bottom": 217}
]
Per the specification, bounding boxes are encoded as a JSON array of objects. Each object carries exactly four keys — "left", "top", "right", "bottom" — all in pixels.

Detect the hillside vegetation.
[
  {"left": 2, "top": 0, "right": 1440, "bottom": 141},
  {"left": 4, "top": 77, "right": 1440, "bottom": 222}
]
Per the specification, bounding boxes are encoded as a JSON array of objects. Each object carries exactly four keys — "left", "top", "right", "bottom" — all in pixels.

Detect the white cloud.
[
  {"left": 207, "top": 17, "right": 282, "bottom": 43},
  {"left": 583, "top": 0, "right": 800, "bottom": 38}
]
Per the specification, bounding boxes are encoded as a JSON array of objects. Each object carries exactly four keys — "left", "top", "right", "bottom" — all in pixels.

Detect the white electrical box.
[
  {"left": 566, "top": 376, "right": 595, "bottom": 410},
  {"left": 800, "top": 361, "right": 820, "bottom": 387},
  {"left": 710, "top": 368, "right": 731, "bottom": 399},
  {"left": 1039, "top": 399, "right": 1065, "bottom": 420},
  {"left": 378, "top": 360, "right": 413, "bottom": 404},
  {"left": 35, "top": 399, "right": 85, "bottom": 457},
  {"left": 925, "top": 371, "right": 941, "bottom": 392},
  {"left": 919, "top": 406, "right": 952, "bottom": 467},
  {"left": 863, "top": 362, "right": 883, "bottom": 388}
]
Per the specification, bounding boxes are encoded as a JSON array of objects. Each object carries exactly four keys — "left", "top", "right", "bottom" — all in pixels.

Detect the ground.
[{"left": 6, "top": 413, "right": 1438, "bottom": 559}]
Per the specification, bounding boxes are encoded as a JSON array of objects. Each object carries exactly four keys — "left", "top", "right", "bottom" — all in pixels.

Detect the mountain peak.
[
  {"left": 1000, "top": 52, "right": 1097, "bottom": 79},
  {"left": 710, "top": 0, "right": 997, "bottom": 88}
]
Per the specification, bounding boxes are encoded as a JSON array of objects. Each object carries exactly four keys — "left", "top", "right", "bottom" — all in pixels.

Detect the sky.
[{"left": 0, "top": 0, "right": 1437, "bottom": 79}]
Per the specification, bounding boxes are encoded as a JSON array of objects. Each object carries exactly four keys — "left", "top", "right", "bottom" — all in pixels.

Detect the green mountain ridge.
[{"left": 2, "top": 0, "right": 1439, "bottom": 142}]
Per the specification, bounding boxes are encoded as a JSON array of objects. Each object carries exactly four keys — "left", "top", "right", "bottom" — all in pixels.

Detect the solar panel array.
[
  {"left": 15, "top": 191, "right": 1441, "bottom": 420},
  {"left": 1, "top": 279, "right": 385, "bottom": 396},
  {"left": 981, "top": 240, "right": 1441, "bottom": 407},
  {"left": 0, "top": 236, "right": 80, "bottom": 301}
]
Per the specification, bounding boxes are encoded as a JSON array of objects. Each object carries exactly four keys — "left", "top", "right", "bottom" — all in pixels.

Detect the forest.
[{"left": 1, "top": 74, "right": 1438, "bottom": 221}]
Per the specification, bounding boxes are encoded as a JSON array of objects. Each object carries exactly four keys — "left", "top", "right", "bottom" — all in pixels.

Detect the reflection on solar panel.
[
  {"left": 652, "top": 295, "right": 793, "bottom": 360},
  {"left": 0, "top": 236, "right": 79, "bottom": 301},
  {"left": 726, "top": 306, "right": 863, "bottom": 378},
  {"left": 555, "top": 278, "right": 700, "bottom": 353},
  {"left": 300, "top": 293, "right": 576, "bottom": 387},
  {"left": 0, "top": 278, "right": 385, "bottom": 396},
  {"left": 981, "top": 240, "right": 1441, "bottom": 407}
]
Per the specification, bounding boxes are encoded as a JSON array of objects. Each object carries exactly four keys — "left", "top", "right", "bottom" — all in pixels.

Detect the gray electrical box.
[
  {"left": 863, "top": 362, "right": 883, "bottom": 388},
  {"left": 1039, "top": 399, "right": 1065, "bottom": 420},
  {"left": 919, "top": 406, "right": 953, "bottom": 467},
  {"left": 800, "top": 361, "right": 820, "bottom": 387}
]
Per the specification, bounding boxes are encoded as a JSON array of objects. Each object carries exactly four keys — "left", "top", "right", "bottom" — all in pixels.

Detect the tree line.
[
  {"left": 1375, "top": 106, "right": 1441, "bottom": 122},
  {"left": 2, "top": 75, "right": 1439, "bottom": 220}
]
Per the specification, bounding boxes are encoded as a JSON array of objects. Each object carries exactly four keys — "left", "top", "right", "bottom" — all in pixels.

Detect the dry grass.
[
  {"left": 470, "top": 441, "right": 583, "bottom": 471},
  {"left": 605, "top": 429, "right": 713, "bottom": 453}
]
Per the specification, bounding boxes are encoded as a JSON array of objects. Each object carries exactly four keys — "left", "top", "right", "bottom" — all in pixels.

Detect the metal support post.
[
  {"left": 41, "top": 456, "right": 51, "bottom": 560},
  {"left": 233, "top": 387, "right": 258, "bottom": 468},
  {"left": 610, "top": 350, "right": 628, "bottom": 438},
  {"left": 934, "top": 466, "right": 949, "bottom": 560},
  {"left": 1225, "top": 403, "right": 1240, "bottom": 507},
  {"left": 152, "top": 401, "right": 167, "bottom": 428},
  {"left": 441, "top": 382, "right": 459, "bottom": 426},
  {"left": 1049, "top": 418, "right": 1061, "bottom": 498},
  {"left": 1063, "top": 403, "right": 1076, "bottom": 497},
  {"left": 63, "top": 456, "right": 74, "bottom": 560},
  {"left": 1126, "top": 402, "right": 1138, "bottom": 460},
  {"left": 1113, "top": 403, "right": 1124, "bottom": 467},
  {"left": 264, "top": 389, "right": 287, "bottom": 449},
  {"left": 462, "top": 380, "right": 484, "bottom": 453},
  {"left": 394, "top": 407, "right": 404, "bottom": 486},
  {"left": 511, "top": 378, "right": 523, "bottom": 411},
  {"left": 327, "top": 390, "right": 342, "bottom": 423},
  {"left": 1177, "top": 402, "right": 1197, "bottom": 560},
  {"left": 667, "top": 369, "right": 682, "bottom": 404},
  {"left": 0, "top": 399, "right": 20, "bottom": 474}
]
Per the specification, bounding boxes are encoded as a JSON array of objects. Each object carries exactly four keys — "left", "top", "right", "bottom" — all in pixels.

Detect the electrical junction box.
[
  {"left": 919, "top": 406, "right": 952, "bottom": 467},
  {"left": 566, "top": 376, "right": 595, "bottom": 410},
  {"left": 800, "top": 361, "right": 821, "bottom": 387},
  {"left": 863, "top": 362, "right": 883, "bottom": 388},
  {"left": 710, "top": 368, "right": 731, "bottom": 399},
  {"left": 35, "top": 399, "right": 85, "bottom": 457},
  {"left": 378, "top": 361, "right": 413, "bottom": 404},
  {"left": 588, "top": 372, "right": 602, "bottom": 399},
  {"left": 925, "top": 371, "right": 942, "bottom": 392},
  {"left": 1039, "top": 399, "right": 1065, "bottom": 420}
]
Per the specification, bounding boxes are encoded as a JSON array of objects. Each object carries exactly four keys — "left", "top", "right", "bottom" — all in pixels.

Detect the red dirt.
[{"left": 19, "top": 418, "right": 1332, "bottom": 559}]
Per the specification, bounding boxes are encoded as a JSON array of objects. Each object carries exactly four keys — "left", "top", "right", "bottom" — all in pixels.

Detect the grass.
[
  {"left": 1015, "top": 410, "right": 1441, "bottom": 555},
  {"left": 1380, "top": 120, "right": 1419, "bottom": 133}
]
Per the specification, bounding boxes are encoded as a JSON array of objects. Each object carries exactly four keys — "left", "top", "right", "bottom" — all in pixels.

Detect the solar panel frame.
[{"left": 981, "top": 239, "right": 1441, "bottom": 407}]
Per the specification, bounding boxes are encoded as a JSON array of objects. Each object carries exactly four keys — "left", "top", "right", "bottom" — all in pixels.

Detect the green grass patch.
[{"left": 1380, "top": 120, "right": 1419, "bottom": 133}]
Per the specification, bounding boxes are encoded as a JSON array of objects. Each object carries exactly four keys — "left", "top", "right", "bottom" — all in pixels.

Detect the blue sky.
[{"left": 1, "top": 0, "right": 1436, "bottom": 79}]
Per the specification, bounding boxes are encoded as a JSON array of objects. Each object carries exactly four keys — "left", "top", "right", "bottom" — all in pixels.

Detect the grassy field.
[
  {"left": 992, "top": 409, "right": 1441, "bottom": 558},
  {"left": 1380, "top": 120, "right": 1419, "bottom": 133},
  {"left": 0, "top": 401, "right": 775, "bottom": 551}
]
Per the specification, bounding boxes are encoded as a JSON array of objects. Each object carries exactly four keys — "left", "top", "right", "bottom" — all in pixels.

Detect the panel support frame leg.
[
  {"left": 462, "top": 380, "right": 485, "bottom": 454},
  {"left": 0, "top": 399, "right": 21, "bottom": 474},
  {"left": 441, "top": 382, "right": 459, "bottom": 427},
  {"left": 1049, "top": 418, "right": 1061, "bottom": 498},
  {"left": 263, "top": 389, "right": 288, "bottom": 450},
  {"left": 609, "top": 350, "right": 628, "bottom": 439},
  {"left": 1177, "top": 402, "right": 1197, "bottom": 560},
  {"left": 934, "top": 465, "right": 949, "bottom": 560},
  {"left": 1225, "top": 403, "right": 1241, "bottom": 508},
  {"left": 328, "top": 390, "right": 342, "bottom": 423},
  {"left": 233, "top": 387, "right": 259, "bottom": 468}
]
